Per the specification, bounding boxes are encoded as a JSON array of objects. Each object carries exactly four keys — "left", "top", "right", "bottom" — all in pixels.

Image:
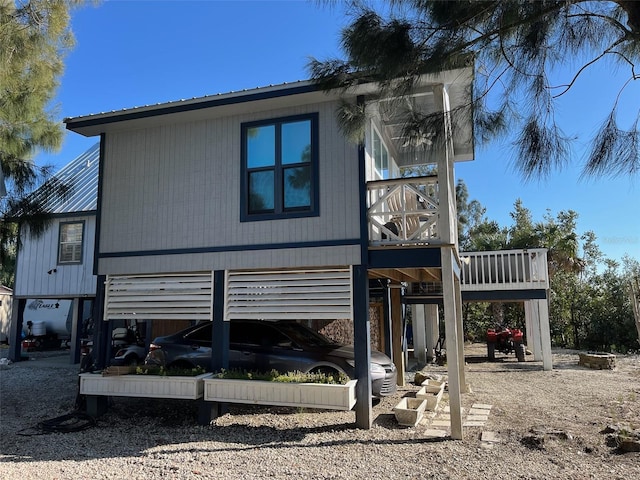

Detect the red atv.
[{"left": 487, "top": 325, "right": 526, "bottom": 362}]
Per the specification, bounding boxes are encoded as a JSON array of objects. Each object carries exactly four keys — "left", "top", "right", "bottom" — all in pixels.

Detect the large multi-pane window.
[
  {"left": 242, "top": 113, "right": 318, "bottom": 221},
  {"left": 372, "top": 127, "right": 389, "bottom": 180},
  {"left": 58, "top": 221, "right": 84, "bottom": 264}
]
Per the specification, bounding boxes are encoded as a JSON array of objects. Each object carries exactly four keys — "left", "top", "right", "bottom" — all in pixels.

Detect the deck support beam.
[
  {"left": 412, "top": 304, "right": 427, "bottom": 365},
  {"left": 391, "top": 285, "right": 405, "bottom": 386},
  {"left": 525, "top": 300, "right": 543, "bottom": 361},
  {"left": 537, "top": 298, "right": 553, "bottom": 371},
  {"left": 425, "top": 304, "right": 439, "bottom": 362},
  {"left": 524, "top": 298, "right": 552, "bottom": 370},
  {"left": 353, "top": 264, "right": 373, "bottom": 429},
  {"left": 8, "top": 298, "right": 25, "bottom": 362},
  {"left": 382, "top": 280, "right": 393, "bottom": 359},
  {"left": 206, "top": 269, "right": 229, "bottom": 422},
  {"left": 69, "top": 298, "right": 83, "bottom": 365},
  {"left": 441, "top": 248, "right": 464, "bottom": 440}
]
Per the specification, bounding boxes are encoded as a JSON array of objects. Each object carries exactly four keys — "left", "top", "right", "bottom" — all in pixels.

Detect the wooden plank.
[{"left": 391, "top": 286, "right": 404, "bottom": 387}]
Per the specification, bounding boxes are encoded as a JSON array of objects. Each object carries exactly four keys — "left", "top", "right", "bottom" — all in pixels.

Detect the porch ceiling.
[
  {"left": 377, "top": 68, "right": 474, "bottom": 166},
  {"left": 369, "top": 267, "right": 441, "bottom": 284}
]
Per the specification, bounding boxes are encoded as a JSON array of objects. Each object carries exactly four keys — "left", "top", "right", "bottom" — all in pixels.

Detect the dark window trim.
[
  {"left": 240, "top": 112, "right": 319, "bottom": 222},
  {"left": 57, "top": 220, "right": 85, "bottom": 265}
]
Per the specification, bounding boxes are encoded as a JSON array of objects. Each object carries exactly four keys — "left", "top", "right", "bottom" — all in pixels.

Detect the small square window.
[{"left": 58, "top": 221, "right": 84, "bottom": 264}]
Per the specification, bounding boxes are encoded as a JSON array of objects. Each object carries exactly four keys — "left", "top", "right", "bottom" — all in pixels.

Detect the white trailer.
[{"left": 22, "top": 299, "right": 74, "bottom": 346}]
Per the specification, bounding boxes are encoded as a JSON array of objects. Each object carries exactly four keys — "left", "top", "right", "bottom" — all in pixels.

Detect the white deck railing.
[
  {"left": 459, "top": 249, "right": 549, "bottom": 291},
  {"left": 367, "top": 176, "right": 441, "bottom": 246}
]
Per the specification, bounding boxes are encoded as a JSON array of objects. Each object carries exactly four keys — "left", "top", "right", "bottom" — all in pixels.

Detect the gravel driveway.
[{"left": 1, "top": 345, "right": 639, "bottom": 479}]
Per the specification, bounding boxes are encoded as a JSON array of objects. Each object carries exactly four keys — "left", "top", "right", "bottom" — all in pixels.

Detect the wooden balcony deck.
[
  {"left": 460, "top": 249, "right": 549, "bottom": 291},
  {"left": 367, "top": 176, "right": 442, "bottom": 246}
]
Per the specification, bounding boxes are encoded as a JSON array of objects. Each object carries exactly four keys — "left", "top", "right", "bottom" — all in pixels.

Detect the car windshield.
[{"left": 275, "top": 322, "right": 336, "bottom": 348}]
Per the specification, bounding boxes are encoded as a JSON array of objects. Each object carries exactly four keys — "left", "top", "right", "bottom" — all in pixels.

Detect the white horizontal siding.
[
  {"left": 225, "top": 268, "right": 352, "bottom": 321},
  {"left": 98, "top": 99, "right": 359, "bottom": 275},
  {"left": 104, "top": 273, "right": 213, "bottom": 321},
  {"left": 14, "top": 216, "right": 97, "bottom": 297}
]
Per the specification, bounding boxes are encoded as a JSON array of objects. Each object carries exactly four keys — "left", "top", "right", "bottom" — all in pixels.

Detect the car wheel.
[
  {"left": 310, "top": 366, "right": 341, "bottom": 381},
  {"left": 125, "top": 355, "right": 139, "bottom": 367}
]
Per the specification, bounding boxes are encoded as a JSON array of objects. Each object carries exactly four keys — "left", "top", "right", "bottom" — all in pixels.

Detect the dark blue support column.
[
  {"left": 353, "top": 264, "right": 372, "bottom": 429},
  {"left": 200, "top": 270, "right": 227, "bottom": 425},
  {"left": 70, "top": 298, "right": 84, "bottom": 364},
  {"left": 144, "top": 319, "right": 153, "bottom": 351},
  {"left": 211, "top": 270, "right": 228, "bottom": 372},
  {"left": 353, "top": 94, "right": 372, "bottom": 429},
  {"left": 92, "top": 275, "right": 109, "bottom": 370},
  {"left": 8, "top": 298, "right": 26, "bottom": 362}
]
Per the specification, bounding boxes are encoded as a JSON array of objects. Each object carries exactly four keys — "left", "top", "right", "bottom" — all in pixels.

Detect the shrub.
[
  {"left": 135, "top": 365, "right": 206, "bottom": 377},
  {"left": 214, "top": 368, "right": 349, "bottom": 385}
]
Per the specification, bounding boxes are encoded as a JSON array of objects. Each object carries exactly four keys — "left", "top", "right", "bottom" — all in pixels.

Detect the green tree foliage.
[
  {"left": 310, "top": 1, "right": 640, "bottom": 178},
  {"left": 0, "top": 0, "right": 79, "bottom": 286},
  {"left": 456, "top": 179, "right": 486, "bottom": 250},
  {"left": 461, "top": 197, "right": 638, "bottom": 351}
]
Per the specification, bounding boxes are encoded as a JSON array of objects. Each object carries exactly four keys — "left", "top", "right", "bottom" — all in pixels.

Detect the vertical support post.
[
  {"left": 537, "top": 298, "right": 553, "bottom": 371},
  {"left": 93, "top": 275, "right": 108, "bottom": 370},
  {"left": 425, "top": 304, "right": 439, "bottom": 362},
  {"left": 144, "top": 319, "right": 153, "bottom": 351},
  {"left": 525, "top": 301, "right": 543, "bottom": 361},
  {"left": 8, "top": 298, "right": 26, "bottom": 362},
  {"left": 203, "top": 269, "right": 228, "bottom": 423},
  {"left": 353, "top": 265, "right": 372, "bottom": 429},
  {"left": 412, "top": 304, "right": 427, "bottom": 365},
  {"left": 382, "top": 281, "right": 393, "bottom": 358},
  {"left": 391, "top": 285, "right": 405, "bottom": 386},
  {"left": 70, "top": 297, "right": 83, "bottom": 364},
  {"left": 524, "top": 301, "right": 533, "bottom": 357},
  {"left": 85, "top": 395, "right": 109, "bottom": 417},
  {"left": 211, "top": 270, "right": 228, "bottom": 372},
  {"left": 454, "top": 275, "right": 467, "bottom": 393},
  {"left": 441, "top": 248, "right": 463, "bottom": 440}
]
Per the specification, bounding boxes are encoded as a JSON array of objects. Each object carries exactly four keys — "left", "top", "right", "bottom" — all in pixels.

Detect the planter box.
[
  {"left": 79, "top": 372, "right": 211, "bottom": 400},
  {"left": 393, "top": 397, "right": 427, "bottom": 427},
  {"left": 203, "top": 378, "right": 357, "bottom": 410},
  {"left": 416, "top": 382, "right": 444, "bottom": 411},
  {"left": 420, "top": 379, "right": 445, "bottom": 393}
]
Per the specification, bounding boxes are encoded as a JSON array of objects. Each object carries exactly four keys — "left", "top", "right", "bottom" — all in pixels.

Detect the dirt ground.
[{"left": 1, "top": 344, "right": 639, "bottom": 479}]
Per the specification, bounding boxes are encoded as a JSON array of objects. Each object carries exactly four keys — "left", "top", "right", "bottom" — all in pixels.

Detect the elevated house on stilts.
[{"left": 55, "top": 67, "right": 552, "bottom": 439}]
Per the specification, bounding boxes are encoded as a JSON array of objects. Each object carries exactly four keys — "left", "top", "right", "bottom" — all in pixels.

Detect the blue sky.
[{"left": 40, "top": 0, "right": 639, "bottom": 263}]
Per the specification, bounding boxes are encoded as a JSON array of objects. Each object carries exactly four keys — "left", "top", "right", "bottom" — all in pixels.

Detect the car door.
[
  {"left": 181, "top": 322, "right": 215, "bottom": 368},
  {"left": 229, "top": 321, "right": 308, "bottom": 373}
]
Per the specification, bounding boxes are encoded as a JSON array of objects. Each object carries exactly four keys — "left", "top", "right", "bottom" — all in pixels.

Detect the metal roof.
[
  {"left": 64, "top": 80, "right": 318, "bottom": 136},
  {"left": 65, "top": 68, "right": 474, "bottom": 163},
  {"left": 41, "top": 143, "right": 99, "bottom": 214}
]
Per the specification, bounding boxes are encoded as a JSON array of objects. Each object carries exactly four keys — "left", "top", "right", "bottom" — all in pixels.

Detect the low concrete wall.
[{"left": 578, "top": 352, "right": 616, "bottom": 370}]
